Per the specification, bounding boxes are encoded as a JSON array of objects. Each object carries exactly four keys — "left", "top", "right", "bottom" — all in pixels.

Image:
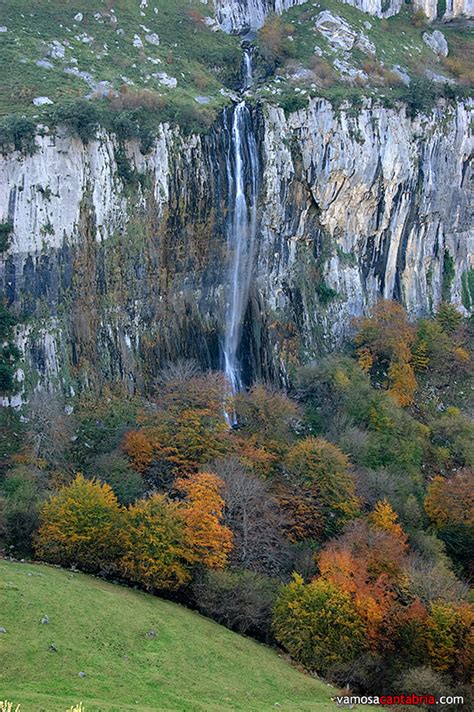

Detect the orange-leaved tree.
[
  {"left": 174, "top": 472, "right": 232, "bottom": 568},
  {"left": 317, "top": 516, "right": 409, "bottom": 643},
  {"left": 35, "top": 474, "right": 125, "bottom": 572},
  {"left": 424, "top": 471, "right": 474, "bottom": 529},
  {"left": 121, "top": 493, "right": 191, "bottom": 591}
]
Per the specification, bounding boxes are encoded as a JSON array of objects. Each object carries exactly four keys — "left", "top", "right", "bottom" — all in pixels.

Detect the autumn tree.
[
  {"left": 123, "top": 370, "right": 229, "bottom": 478},
  {"left": 233, "top": 384, "right": 301, "bottom": 468},
  {"left": 370, "top": 498, "right": 408, "bottom": 549},
  {"left": 36, "top": 474, "right": 125, "bottom": 572},
  {"left": 258, "top": 13, "right": 295, "bottom": 65},
  {"left": 273, "top": 574, "right": 367, "bottom": 674},
  {"left": 425, "top": 471, "right": 474, "bottom": 530},
  {"left": 426, "top": 601, "right": 474, "bottom": 682},
  {"left": 174, "top": 472, "right": 232, "bottom": 568},
  {"left": 317, "top": 518, "right": 409, "bottom": 642},
  {"left": 284, "top": 437, "right": 360, "bottom": 538},
  {"left": 121, "top": 493, "right": 190, "bottom": 591},
  {"left": 353, "top": 300, "right": 417, "bottom": 406}
]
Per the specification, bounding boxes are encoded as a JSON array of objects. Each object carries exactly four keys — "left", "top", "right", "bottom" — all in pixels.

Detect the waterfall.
[
  {"left": 242, "top": 49, "right": 253, "bottom": 90},
  {"left": 222, "top": 101, "right": 259, "bottom": 421}
]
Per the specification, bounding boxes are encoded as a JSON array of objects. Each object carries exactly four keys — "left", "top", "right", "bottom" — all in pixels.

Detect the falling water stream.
[{"left": 222, "top": 51, "right": 259, "bottom": 424}]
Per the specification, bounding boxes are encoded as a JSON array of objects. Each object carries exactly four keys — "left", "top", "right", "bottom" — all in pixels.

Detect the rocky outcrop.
[
  {"left": 423, "top": 30, "right": 449, "bottom": 57},
  {"left": 413, "top": 0, "right": 438, "bottom": 21},
  {"left": 337, "top": 0, "right": 402, "bottom": 19},
  {"left": 0, "top": 99, "right": 472, "bottom": 396},
  {"left": 212, "top": 0, "right": 306, "bottom": 32},
  {"left": 212, "top": 0, "right": 407, "bottom": 31},
  {"left": 444, "top": 0, "right": 474, "bottom": 19},
  {"left": 212, "top": 0, "right": 472, "bottom": 30}
]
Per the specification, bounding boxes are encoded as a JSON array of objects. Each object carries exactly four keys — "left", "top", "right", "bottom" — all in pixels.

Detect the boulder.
[
  {"left": 33, "top": 97, "right": 54, "bottom": 106},
  {"left": 145, "top": 32, "right": 160, "bottom": 46}
]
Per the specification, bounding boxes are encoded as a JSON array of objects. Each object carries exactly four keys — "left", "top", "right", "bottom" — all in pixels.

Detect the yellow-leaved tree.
[
  {"left": 121, "top": 493, "right": 191, "bottom": 591},
  {"left": 35, "top": 474, "right": 125, "bottom": 573}
]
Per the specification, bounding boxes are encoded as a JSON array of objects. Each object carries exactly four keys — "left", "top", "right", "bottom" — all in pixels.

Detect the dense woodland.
[{"left": 1, "top": 300, "right": 473, "bottom": 702}]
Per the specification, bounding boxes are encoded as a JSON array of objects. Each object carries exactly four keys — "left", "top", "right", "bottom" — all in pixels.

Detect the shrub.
[
  {"left": 36, "top": 474, "right": 125, "bottom": 572},
  {"left": 192, "top": 568, "right": 279, "bottom": 640},
  {"left": 411, "top": 9, "right": 428, "bottom": 27},
  {"left": 258, "top": 14, "right": 295, "bottom": 66},
  {"left": 399, "top": 78, "right": 437, "bottom": 118},
  {"left": 273, "top": 574, "right": 366, "bottom": 674},
  {"left": 0, "top": 116, "right": 37, "bottom": 154},
  {"left": 0, "top": 222, "right": 13, "bottom": 252},
  {"left": 52, "top": 101, "right": 101, "bottom": 144}
]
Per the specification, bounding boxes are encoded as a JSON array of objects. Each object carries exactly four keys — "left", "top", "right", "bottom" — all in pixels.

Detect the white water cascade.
[
  {"left": 242, "top": 49, "right": 253, "bottom": 90},
  {"left": 222, "top": 99, "right": 259, "bottom": 419}
]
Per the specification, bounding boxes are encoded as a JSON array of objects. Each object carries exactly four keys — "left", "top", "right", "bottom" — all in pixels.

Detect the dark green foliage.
[
  {"left": 315, "top": 283, "right": 338, "bottom": 306},
  {"left": 52, "top": 101, "right": 100, "bottom": 144},
  {"left": 296, "top": 356, "right": 426, "bottom": 477},
  {"left": 0, "top": 115, "right": 37, "bottom": 154},
  {"left": 92, "top": 453, "right": 145, "bottom": 506},
  {"left": 192, "top": 568, "right": 279, "bottom": 641},
  {"left": 461, "top": 269, "right": 474, "bottom": 310},
  {"left": 399, "top": 77, "right": 437, "bottom": 118},
  {"left": 0, "top": 302, "right": 21, "bottom": 396},
  {"left": 0, "top": 408, "right": 25, "bottom": 475},
  {"left": 0, "top": 221, "right": 13, "bottom": 252},
  {"left": 70, "top": 395, "right": 141, "bottom": 469},
  {"left": 442, "top": 249, "right": 455, "bottom": 302},
  {"left": 280, "top": 92, "right": 308, "bottom": 116},
  {"left": 0, "top": 466, "right": 46, "bottom": 556}
]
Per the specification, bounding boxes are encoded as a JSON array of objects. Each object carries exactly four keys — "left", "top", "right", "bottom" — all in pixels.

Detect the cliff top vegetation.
[{"left": 0, "top": 0, "right": 472, "bottom": 143}]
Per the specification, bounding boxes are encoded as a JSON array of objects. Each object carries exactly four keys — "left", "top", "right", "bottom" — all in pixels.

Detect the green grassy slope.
[
  {"left": 255, "top": 2, "right": 472, "bottom": 109},
  {"left": 0, "top": 0, "right": 240, "bottom": 121},
  {"left": 0, "top": 560, "right": 336, "bottom": 712}
]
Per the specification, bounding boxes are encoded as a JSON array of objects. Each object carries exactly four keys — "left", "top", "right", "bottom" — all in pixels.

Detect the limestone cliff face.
[
  {"left": 212, "top": 0, "right": 473, "bottom": 30},
  {"left": 1, "top": 99, "right": 472, "bottom": 395},
  {"left": 212, "top": 0, "right": 306, "bottom": 32}
]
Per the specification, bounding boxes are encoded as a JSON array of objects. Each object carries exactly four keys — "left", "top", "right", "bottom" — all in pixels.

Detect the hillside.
[
  {"left": 0, "top": 560, "right": 337, "bottom": 712},
  {"left": 0, "top": 0, "right": 471, "bottom": 142}
]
